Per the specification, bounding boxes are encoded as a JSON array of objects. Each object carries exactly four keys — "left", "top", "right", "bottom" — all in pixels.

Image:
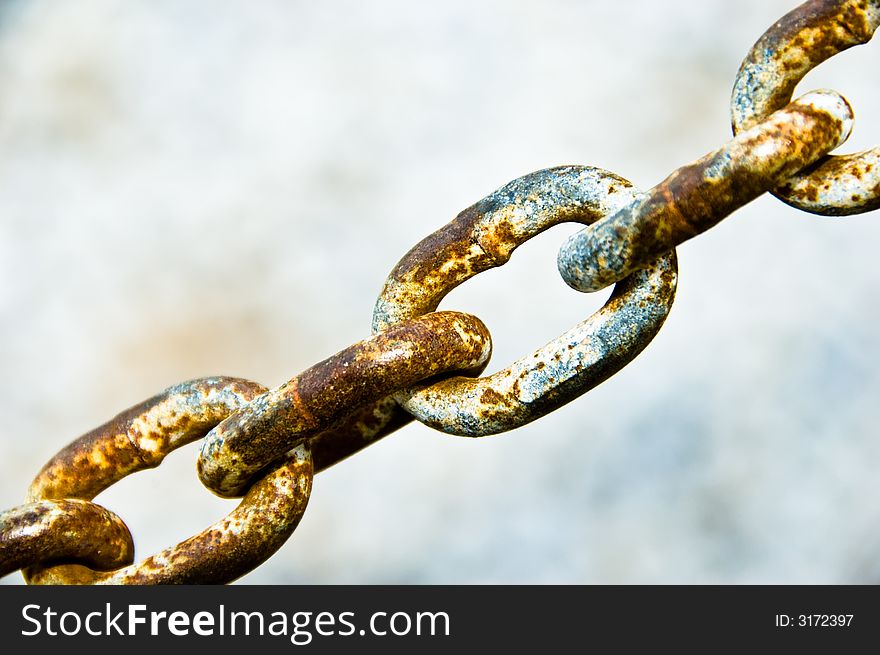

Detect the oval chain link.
[
  {"left": 0, "top": 500, "right": 133, "bottom": 578},
  {"left": 732, "top": 0, "right": 880, "bottom": 215},
  {"left": 372, "top": 166, "right": 677, "bottom": 436},
  {"left": 24, "top": 377, "right": 313, "bottom": 584},
  {"left": 556, "top": 90, "right": 853, "bottom": 293},
  {"left": 197, "top": 311, "right": 492, "bottom": 498}
]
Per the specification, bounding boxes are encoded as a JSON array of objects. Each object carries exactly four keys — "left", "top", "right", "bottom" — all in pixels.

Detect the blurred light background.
[{"left": 1, "top": 0, "right": 879, "bottom": 584}]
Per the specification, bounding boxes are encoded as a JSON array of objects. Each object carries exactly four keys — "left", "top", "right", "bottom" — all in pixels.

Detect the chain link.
[
  {"left": 0, "top": 0, "right": 876, "bottom": 584},
  {"left": 557, "top": 90, "right": 852, "bottom": 294},
  {"left": 732, "top": 0, "right": 880, "bottom": 215},
  {"left": 372, "top": 165, "right": 677, "bottom": 436},
  {"left": 198, "top": 312, "right": 491, "bottom": 498}
]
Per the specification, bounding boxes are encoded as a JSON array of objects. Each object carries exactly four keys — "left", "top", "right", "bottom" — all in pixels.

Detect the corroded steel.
[
  {"left": 198, "top": 311, "right": 492, "bottom": 498},
  {"left": 310, "top": 397, "right": 414, "bottom": 474},
  {"left": 557, "top": 90, "right": 853, "bottom": 294},
  {"left": 26, "top": 446, "right": 312, "bottom": 584},
  {"left": 0, "top": 377, "right": 414, "bottom": 582},
  {"left": 0, "top": 500, "right": 133, "bottom": 577},
  {"left": 732, "top": 0, "right": 880, "bottom": 215},
  {"left": 0, "top": 0, "right": 876, "bottom": 586},
  {"left": 24, "top": 377, "right": 313, "bottom": 584},
  {"left": 373, "top": 166, "right": 677, "bottom": 436},
  {"left": 27, "top": 377, "right": 267, "bottom": 502}
]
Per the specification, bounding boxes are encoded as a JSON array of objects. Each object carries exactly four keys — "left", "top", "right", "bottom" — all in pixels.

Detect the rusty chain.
[{"left": 1, "top": 0, "right": 877, "bottom": 584}]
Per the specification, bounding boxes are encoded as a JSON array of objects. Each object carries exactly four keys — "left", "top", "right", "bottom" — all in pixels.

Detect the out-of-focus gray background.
[{"left": 1, "top": 0, "right": 878, "bottom": 584}]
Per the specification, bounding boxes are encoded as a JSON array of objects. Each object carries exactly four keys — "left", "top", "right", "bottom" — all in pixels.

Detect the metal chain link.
[{"left": 1, "top": 0, "right": 877, "bottom": 584}]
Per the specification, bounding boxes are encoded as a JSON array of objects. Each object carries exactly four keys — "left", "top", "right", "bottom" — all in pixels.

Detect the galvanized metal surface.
[
  {"left": 373, "top": 166, "right": 677, "bottom": 436},
  {"left": 198, "top": 311, "right": 492, "bottom": 498},
  {"left": 557, "top": 91, "right": 853, "bottom": 294},
  {"left": 732, "top": 0, "right": 880, "bottom": 215}
]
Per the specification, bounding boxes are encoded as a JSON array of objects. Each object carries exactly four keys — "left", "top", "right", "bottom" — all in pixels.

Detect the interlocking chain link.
[
  {"left": 199, "top": 312, "right": 491, "bottom": 498},
  {"left": 372, "top": 166, "right": 677, "bottom": 436},
  {"left": 0, "top": 0, "right": 876, "bottom": 584},
  {"left": 732, "top": 0, "right": 880, "bottom": 215},
  {"left": 557, "top": 91, "right": 852, "bottom": 293}
]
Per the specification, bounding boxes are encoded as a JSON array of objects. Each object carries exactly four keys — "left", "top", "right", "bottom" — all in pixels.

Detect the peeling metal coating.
[
  {"left": 0, "top": 500, "right": 133, "bottom": 578},
  {"left": 21, "top": 377, "right": 314, "bottom": 584},
  {"left": 26, "top": 446, "right": 312, "bottom": 585},
  {"left": 373, "top": 166, "right": 677, "bottom": 436},
  {"left": 197, "top": 311, "right": 492, "bottom": 497},
  {"left": 558, "top": 91, "right": 852, "bottom": 294},
  {"left": 731, "top": 0, "right": 880, "bottom": 215}
]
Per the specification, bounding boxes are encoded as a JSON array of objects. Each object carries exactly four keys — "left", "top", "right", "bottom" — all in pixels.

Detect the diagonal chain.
[{"left": 0, "top": 0, "right": 877, "bottom": 584}]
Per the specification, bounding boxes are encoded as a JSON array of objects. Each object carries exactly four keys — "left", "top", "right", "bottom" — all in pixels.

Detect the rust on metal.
[
  {"left": 0, "top": 499, "right": 133, "bottom": 578},
  {"left": 2, "top": 0, "right": 876, "bottom": 586},
  {"left": 197, "top": 311, "right": 492, "bottom": 498},
  {"left": 558, "top": 90, "right": 853, "bottom": 294},
  {"left": 310, "top": 397, "right": 414, "bottom": 474},
  {"left": 5, "top": 377, "right": 423, "bottom": 580},
  {"left": 28, "top": 377, "right": 267, "bottom": 502},
  {"left": 373, "top": 165, "right": 678, "bottom": 436},
  {"left": 731, "top": 0, "right": 880, "bottom": 215},
  {"left": 26, "top": 445, "right": 312, "bottom": 584},
  {"left": 23, "top": 377, "right": 314, "bottom": 584}
]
